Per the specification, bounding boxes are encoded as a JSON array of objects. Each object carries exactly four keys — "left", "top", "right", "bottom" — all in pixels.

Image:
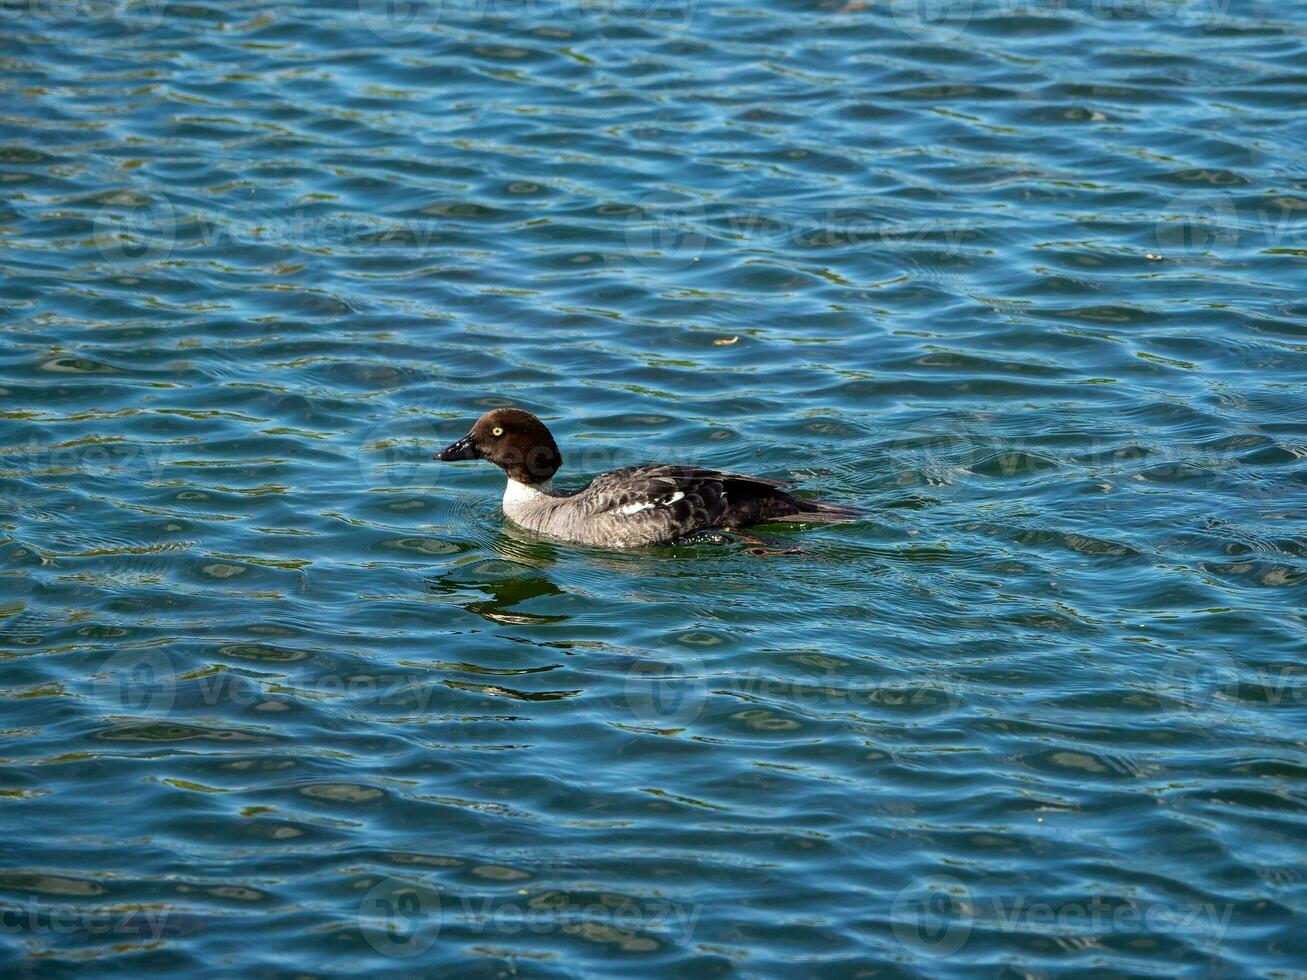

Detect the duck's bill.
[{"left": 435, "top": 433, "right": 481, "bottom": 461}]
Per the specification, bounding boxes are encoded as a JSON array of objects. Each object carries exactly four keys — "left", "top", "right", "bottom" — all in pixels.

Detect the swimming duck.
[{"left": 434, "top": 408, "right": 859, "bottom": 548}]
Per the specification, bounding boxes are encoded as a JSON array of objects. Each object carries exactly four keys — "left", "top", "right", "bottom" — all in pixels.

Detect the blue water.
[{"left": 2, "top": 0, "right": 1306, "bottom": 975}]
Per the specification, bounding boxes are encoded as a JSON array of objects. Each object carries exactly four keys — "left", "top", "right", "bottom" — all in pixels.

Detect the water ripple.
[{"left": 2, "top": 0, "right": 1306, "bottom": 975}]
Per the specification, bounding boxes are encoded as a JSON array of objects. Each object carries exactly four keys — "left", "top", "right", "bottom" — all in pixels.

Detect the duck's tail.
[
  {"left": 786, "top": 497, "right": 863, "bottom": 524},
  {"left": 715, "top": 474, "right": 861, "bottom": 528}
]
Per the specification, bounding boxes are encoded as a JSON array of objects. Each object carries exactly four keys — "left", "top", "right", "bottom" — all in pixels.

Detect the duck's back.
[{"left": 527, "top": 465, "right": 851, "bottom": 547}]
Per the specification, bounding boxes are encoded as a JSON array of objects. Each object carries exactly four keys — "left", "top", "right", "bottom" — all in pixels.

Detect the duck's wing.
[
  {"left": 579, "top": 466, "right": 732, "bottom": 535},
  {"left": 586, "top": 465, "right": 795, "bottom": 497},
  {"left": 582, "top": 465, "right": 858, "bottom": 533}
]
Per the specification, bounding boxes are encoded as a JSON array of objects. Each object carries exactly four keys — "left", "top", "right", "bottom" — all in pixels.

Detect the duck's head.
[{"left": 435, "top": 408, "right": 562, "bottom": 485}]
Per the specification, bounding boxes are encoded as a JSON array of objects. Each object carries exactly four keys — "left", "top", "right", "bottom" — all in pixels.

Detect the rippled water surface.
[{"left": 3, "top": 0, "right": 1306, "bottom": 975}]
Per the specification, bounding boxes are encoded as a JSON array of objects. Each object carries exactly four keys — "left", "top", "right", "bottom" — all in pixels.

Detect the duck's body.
[{"left": 436, "top": 409, "right": 859, "bottom": 549}]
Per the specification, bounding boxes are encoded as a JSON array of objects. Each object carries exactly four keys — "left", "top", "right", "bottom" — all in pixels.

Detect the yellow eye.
[{"left": 491, "top": 426, "right": 504, "bottom": 437}]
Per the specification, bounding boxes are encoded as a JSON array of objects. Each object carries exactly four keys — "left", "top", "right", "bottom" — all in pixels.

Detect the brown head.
[{"left": 434, "top": 408, "right": 563, "bottom": 485}]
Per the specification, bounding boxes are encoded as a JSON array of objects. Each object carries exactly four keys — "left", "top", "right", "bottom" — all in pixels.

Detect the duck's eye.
[{"left": 491, "top": 426, "right": 504, "bottom": 437}]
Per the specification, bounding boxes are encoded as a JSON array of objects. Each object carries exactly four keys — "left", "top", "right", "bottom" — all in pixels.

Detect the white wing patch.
[{"left": 617, "top": 490, "right": 685, "bottom": 516}]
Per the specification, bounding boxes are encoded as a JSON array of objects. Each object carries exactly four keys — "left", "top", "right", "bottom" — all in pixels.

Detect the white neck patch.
[{"left": 502, "top": 478, "right": 551, "bottom": 517}]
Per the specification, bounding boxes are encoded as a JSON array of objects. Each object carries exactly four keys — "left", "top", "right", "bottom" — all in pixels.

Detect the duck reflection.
[
  {"left": 493, "top": 521, "right": 566, "bottom": 566},
  {"left": 425, "top": 551, "right": 567, "bottom": 625}
]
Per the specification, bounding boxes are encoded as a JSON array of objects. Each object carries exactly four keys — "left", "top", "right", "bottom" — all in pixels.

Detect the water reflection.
[{"left": 426, "top": 558, "right": 568, "bottom": 625}]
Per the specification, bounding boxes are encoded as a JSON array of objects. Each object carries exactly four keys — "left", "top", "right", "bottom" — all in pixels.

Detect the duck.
[{"left": 434, "top": 408, "right": 859, "bottom": 549}]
